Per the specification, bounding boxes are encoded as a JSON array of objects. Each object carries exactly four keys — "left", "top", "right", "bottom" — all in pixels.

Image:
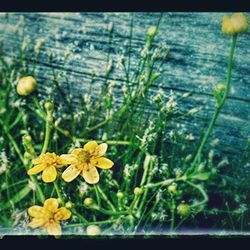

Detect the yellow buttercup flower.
[
  {"left": 28, "top": 198, "right": 71, "bottom": 238},
  {"left": 222, "top": 13, "right": 248, "bottom": 35},
  {"left": 27, "top": 152, "right": 64, "bottom": 183},
  {"left": 60, "top": 141, "right": 114, "bottom": 184}
]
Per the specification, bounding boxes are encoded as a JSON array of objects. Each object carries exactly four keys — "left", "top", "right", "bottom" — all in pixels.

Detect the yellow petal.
[
  {"left": 28, "top": 206, "right": 43, "bottom": 218},
  {"left": 83, "top": 141, "right": 98, "bottom": 153},
  {"left": 42, "top": 166, "right": 57, "bottom": 183},
  {"left": 62, "top": 165, "right": 81, "bottom": 182},
  {"left": 94, "top": 143, "right": 108, "bottom": 157},
  {"left": 59, "top": 154, "right": 77, "bottom": 165},
  {"left": 28, "top": 218, "right": 45, "bottom": 228},
  {"left": 44, "top": 198, "right": 59, "bottom": 213},
  {"left": 71, "top": 148, "right": 84, "bottom": 155},
  {"left": 96, "top": 157, "right": 114, "bottom": 169},
  {"left": 56, "top": 207, "right": 72, "bottom": 220},
  {"left": 45, "top": 221, "right": 62, "bottom": 237},
  {"left": 81, "top": 166, "right": 99, "bottom": 184},
  {"left": 27, "top": 164, "right": 46, "bottom": 175},
  {"left": 32, "top": 157, "right": 42, "bottom": 164}
]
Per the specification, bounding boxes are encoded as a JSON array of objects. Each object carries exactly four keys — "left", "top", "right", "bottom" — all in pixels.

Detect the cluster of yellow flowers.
[
  {"left": 27, "top": 141, "right": 114, "bottom": 237},
  {"left": 28, "top": 141, "right": 114, "bottom": 184}
]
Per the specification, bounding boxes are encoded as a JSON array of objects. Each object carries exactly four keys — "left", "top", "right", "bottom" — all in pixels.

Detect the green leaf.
[
  {"left": 0, "top": 185, "right": 31, "bottom": 211},
  {"left": 190, "top": 172, "right": 211, "bottom": 181}
]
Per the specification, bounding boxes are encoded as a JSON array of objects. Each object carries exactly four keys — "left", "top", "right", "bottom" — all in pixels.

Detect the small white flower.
[
  {"left": 185, "top": 134, "right": 195, "bottom": 141},
  {"left": 188, "top": 108, "right": 200, "bottom": 115}
]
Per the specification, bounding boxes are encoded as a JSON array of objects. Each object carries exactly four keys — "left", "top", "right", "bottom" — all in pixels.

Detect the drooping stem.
[
  {"left": 185, "top": 180, "right": 208, "bottom": 208},
  {"left": 191, "top": 35, "right": 237, "bottom": 169}
]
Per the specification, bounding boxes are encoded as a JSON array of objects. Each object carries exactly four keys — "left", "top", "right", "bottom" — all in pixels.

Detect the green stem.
[
  {"left": 77, "top": 138, "right": 132, "bottom": 146},
  {"left": 185, "top": 180, "right": 208, "bottom": 208},
  {"left": 94, "top": 185, "right": 101, "bottom": 207},
  {"left": 71, "top": 208, "right": 89, "bottom": 224},
  {"left": 32, "top": 96, "right": 46, "bottom": 119},
  {"left": 54, "top": 181, "right": 64, "bottom": 205},
  {"left": 0, "top": 119, "right": 45, "bottom": 202},
  {"left": 169, "top": 198, "right": 176, "bottom": 232},
  {"left": 96, "top": 185, "right": 116, "bottom": 212},
  {"left": 143, "top": 178, "right": 176, "bottom": 189},
  {"left": 191, "top": 35, "right": 237, "bottom": 169},
  {"left": 41, "top": 115, "right": 52, "bottom": 154},
  {"left": 64, "top": 218, "right": 120, "bottom": 228}
]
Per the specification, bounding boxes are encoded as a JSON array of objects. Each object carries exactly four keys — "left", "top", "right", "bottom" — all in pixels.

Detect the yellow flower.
[
  {"left": 222, "top": 13, "right": 248, "bottom": 35},
  {"left": 27, "top": 152, "right": 64, "bottom": 183},
  {"left": 16, "top": 76, "right": 37, "bottom": 96},
  {"left": 28, "top": 198, "right": 71, "bottom": 238},
  {"left": 60, "top": 141, "right": 114, "bottom": 184}
]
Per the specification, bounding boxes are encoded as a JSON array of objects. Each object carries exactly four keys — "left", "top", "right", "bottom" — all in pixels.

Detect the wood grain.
[{"left": 0, "top": 12, "right": 249, "bottom": 158}]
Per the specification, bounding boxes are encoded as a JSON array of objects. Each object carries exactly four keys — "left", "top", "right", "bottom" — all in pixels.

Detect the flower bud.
[
  {"left": 44, "top": 101, "right": 54, "bottom": 113},
  {"left": 57, "top": 198, "right": 62, "bottom": 205},
  {"left": 168, "top": 183, "right": 177, "bottom": 193},
  {"left": 134, "top": 187, "right": 143, "bottom": 196},
  {"left": 63, "top": 130, "right": 70, "bottom": 137},
  {"left": 177, "top": 203, "right": 191, "bottom": 217},
  {"left": 222, "top": 13, "right": 248, "bottom": 35},
  {"left": 117, "top": 191, "right": 124, "bottom": 199},
  {"left": 147, "top": 26, "right": 157, "bottom": 37},
  {"left": 84, "top": 197, "right": 94, "bottom": 206},
  {"left": 86, "top": 225, "right": 101, "bottom": 236},
  {"left": 24, "top": 152, "right": 32, "bottom": 160},
  {"left": 23, "top": 135, "right": 32, "bottom": 143},
  {"left": 65, "top": 201, "right": 73, "bottom": 209},
  {"left": 184, "top": 154, "right": 193, "bottom": 163},
  {"left": 16, "top": 76, "right": 37, "bottom": 96},
  {"left": 215, "top": 83, "right": 226, "bottom": 92}
]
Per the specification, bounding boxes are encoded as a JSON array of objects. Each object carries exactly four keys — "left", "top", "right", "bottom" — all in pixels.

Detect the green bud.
[
  {"left": 134, "top": 187, "right": 143, "bottom": 196},
  {"left": 117, "top": 191, "right": 124, "bottom": 199},
  {"left": 177, "top": 203, "right": 191, "bottom": 217},
  {"left": 65, "top": 201, "right": 73, "bottom": 209},
  {"left": 44, "top": 101, "right": 54, "bottom": 113},
  {"left": 147, "top": 26, "right": 157, "bottom": 37},
  {"left": 168, "top": 183, "right": 177, "bottom": 193},
  {"left": 23, "top": 135, "right": 32, "bottom": 143},
  {"left": 84, "top": 197, "right": 94, "bottom": 206}
]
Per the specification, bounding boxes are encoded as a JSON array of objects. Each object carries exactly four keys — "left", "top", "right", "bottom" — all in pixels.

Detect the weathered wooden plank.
[{"left": 0, "top": 12, "right": 249, "bottom": 158}]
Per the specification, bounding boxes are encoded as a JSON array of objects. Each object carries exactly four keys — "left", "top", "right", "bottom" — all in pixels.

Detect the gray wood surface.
[{"left": 0, "top": 12, "right": 249, "bottom": 158}]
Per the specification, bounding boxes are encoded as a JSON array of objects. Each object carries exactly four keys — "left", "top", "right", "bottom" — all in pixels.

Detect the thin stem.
[
  {"left": 191, "top": 35, "right": 237, "bottom": 169},
  {"left": 185, "top": 180, "right": 208, "bottom": 208},
  {"left": 71, "top": 208, "right": 89, "bottom": 224},
  {"left": 169, "top": 198, "right": 176, "bottom": 232},
  {"left": 0, "top": 119, "right": 45, "bottom": 202},
  {"left": 41, "top": 115, "right": 52, "bottom": 154},
  {"left": 94, "top": 185, "right": 101, "bottom": 207},
  {"left": 54, "top": 181, "right": 64, "bottom": 205},
  {"left": 77, "top": 138, "right": 132, "bottom": 146},
  {"left": 96, "top": 185, "right": 116, "bottom": 212},
  {"left": 32, "top": 96, "right": 46, "bottom": 119},
  {"left": 64, "top": 218, "right": 120, "bottom": 228}
]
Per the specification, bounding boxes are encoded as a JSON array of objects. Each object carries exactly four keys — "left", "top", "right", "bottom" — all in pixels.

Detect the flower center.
[{"left": 82, "top": 151, "right": 91, "bottom": 164}]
